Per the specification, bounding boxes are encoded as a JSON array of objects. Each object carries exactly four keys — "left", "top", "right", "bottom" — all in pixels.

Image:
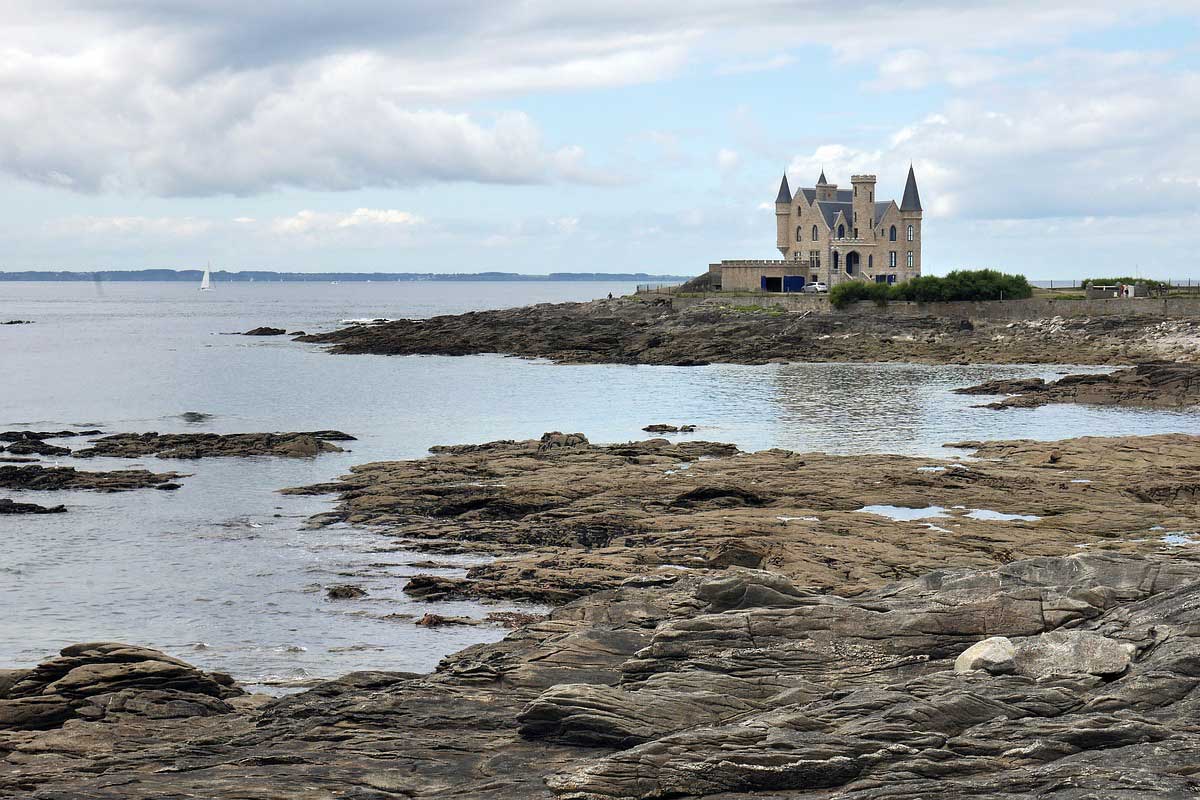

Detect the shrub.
[
  {"left": 831, "top": 269, "right": 1032, "bottom": 309},
  {"left": 829, "top": 281, "right": 875, "bottom": 309}
]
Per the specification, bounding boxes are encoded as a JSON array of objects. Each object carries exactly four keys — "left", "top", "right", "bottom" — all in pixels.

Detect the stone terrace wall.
[{"left": 654, "top": 293, "right": 1200, "bottom": 321}]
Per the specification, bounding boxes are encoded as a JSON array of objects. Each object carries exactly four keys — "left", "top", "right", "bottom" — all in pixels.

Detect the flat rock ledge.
[
  {"left": 73, "top": 430, "right": 355, "bottom": 459},
  {"left": 0, "top": 498, "right": 66, "bottom": 514},
  {"left": 289, "top": 431, "right": 1200, "bottom": 604},
  {"left": 6, "top": 553, "right": 1200, "bottom": 798},
  {"left": 956, "top": 362, "right": 1200, "bottom": 409},
  {"left": 297, "top": 298, "right": 1200, "bottom": 366},
  {"left": 0, "top": 464, "right": 184, "bottom": 492}
]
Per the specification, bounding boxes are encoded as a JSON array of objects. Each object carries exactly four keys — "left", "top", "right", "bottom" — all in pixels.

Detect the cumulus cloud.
[
  {"left": 3, "top": 0, "right": 1194, "bottom": 199},
  {"left": 270, "top": 208, "right": 424, "bottom": 235}
]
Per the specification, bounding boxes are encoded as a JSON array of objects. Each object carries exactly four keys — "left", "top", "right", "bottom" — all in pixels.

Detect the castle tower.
[
  {"left": 815, "top": 170, "right": 838, "bottom": 202},
  {"left": 899, "top": 165, "right": 922, "bottom": 277},
  {"left": 851, "top": 174, "right": 876, "bottom": 240},
  {"left": 775, "top": 172, "right": 792, "bottom": 258}
]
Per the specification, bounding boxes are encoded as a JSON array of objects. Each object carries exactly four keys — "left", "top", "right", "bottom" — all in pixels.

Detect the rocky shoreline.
[
  {"left": 286, "top": 431, "right": 1200, "bottom": 604},
  {"left": 5, "top": 550, "right": 1200, "bottom": 797},
  {"left": 298, "top": 297, "right": 1200, "bottom": 366},
  {"left": 0, "top": 430, "right": 354, "bottom": 508},
  {"left": 8, "top": 432, "right": 1200, "bottom": 798},
  {"left": 956, "top": 362, "right": 1200, "bottom": 410}
]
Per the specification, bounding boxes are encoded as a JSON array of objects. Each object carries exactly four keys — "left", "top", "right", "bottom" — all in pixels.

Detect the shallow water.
[{"left": 3, "top": 280, "right": 1200, "bottom": 688}]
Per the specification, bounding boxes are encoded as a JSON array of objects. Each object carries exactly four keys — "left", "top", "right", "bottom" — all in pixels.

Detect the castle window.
[
  {"left": 796, "top": 226, "right": 803, "bottom": 242},
  {"left": 798, "top": 206, "right": 803, "bottom": 215},
  {"left": 811, "top": 225, "right": 818, "bottom": 241},
  {"left": 868, "top": 255, "right": 873, "bottom": 269},
  {"left": 853, "top": 228, "right": 859, "bottom": 238},
  {"left": 837, "top": 224, "right": 845, "bottom": 238},
  {"left": 869, "top": 191, "right": 873, "bottom": 202},
  {"left": 907, "top": 224, "right": 914, "bottom": 241},
  {"left": 832, "top": 252, "right": 840, "bottom": 270},
  {"left": 853, "top": 211, "right": 857, "bottom": 223},
  {"left": 889, "top": 225, "right": 897, "bottom": 241},
  {"left": 907, "top": 251, "right": 914, "bottom": 268},
  {"left": 809, "top": 250, "right": 820, "bottom": 268},
  {"left": 889, "top": 251, "right": 897, "bottom": 268}
]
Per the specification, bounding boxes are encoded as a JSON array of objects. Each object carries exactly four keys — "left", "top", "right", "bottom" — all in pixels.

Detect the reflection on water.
[{"left": 2, "top": 281, "right": 1199, "bottom": 688}]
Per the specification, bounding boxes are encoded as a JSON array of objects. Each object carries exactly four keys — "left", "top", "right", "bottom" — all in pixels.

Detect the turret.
[
  {"left": 851, "top": 174, "right": 876, "bottom": 240},
  {"left": 816, "top": 170, "right": 838, "bottom": 202},
  {"left": 775, "top": 173, "right": 792, "bottom": 258},
  {"left": 899, "top": 165, "right": 922, "bottom": 276}
]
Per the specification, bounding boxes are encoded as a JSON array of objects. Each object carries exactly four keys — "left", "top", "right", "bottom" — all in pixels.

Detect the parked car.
[{"left": 804, "top": 282, "right": 829, "bottom": 294}]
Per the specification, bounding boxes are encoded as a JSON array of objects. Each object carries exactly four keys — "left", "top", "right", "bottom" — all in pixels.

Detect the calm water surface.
[{"left": 3, "top": 280, "right": 1198, "bottom": 689}]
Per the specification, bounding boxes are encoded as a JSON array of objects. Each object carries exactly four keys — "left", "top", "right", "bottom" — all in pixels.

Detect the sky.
[{"left": 0, "top": 1, "right": 1198, "bottom": 278}]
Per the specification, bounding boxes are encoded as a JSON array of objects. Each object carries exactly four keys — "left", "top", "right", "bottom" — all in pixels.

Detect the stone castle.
[{"left": 711, "top": 167, "right": 923, "bottom": 292}]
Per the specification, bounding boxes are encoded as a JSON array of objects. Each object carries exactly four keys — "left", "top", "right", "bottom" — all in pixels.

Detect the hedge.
[{"left": 829, "top": 269, "right": 1032, "bottom": 309}]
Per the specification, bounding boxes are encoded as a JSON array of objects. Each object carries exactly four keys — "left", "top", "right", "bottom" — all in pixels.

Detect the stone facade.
[{"left": 718, "top": 167, "right": 923, "bottom": 292}]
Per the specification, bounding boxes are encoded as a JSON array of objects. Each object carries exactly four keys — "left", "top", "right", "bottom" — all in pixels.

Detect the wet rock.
[
  {"left": 0, "top": 429, "right": 100, "bottom": 442},
  {"left": 325, "top": 585, "right": 367, "bottom": 600},
  {"left": 0, "top": 498, "right": 67, "bottom": 514},
  {"left": 0, "top": 642, "right": 242, "bottom": 732},
  {"left": 0, "top": 464, "right": 185, "bottom": 492},
  {"left": 954, "top": 635, "right": 1016, "bottom": 673},
  {"left": 415, "top": 613, "right": 478, "bottom": 627},
  {"left": 961, "top": 362, "right": 1200, "bottom": 410},
  {"left": 179, "top": 411, "right": 212, "bottom": 423},
  {"left": 1, "top": 319, "right": 33, "bottom": 325},
  {"left": 73, "top": 431, "right": 351, "bottom": 459},
  {"left": 291, "top": 432, "right": 1200, "bottom": 605},
  {"left": 297, "top": 298, "right": 1193, "bottom": 367},
  {"left": 642, "top": 424, "right": 697, "bottom": 434},
  {"left": 242, "top": 326, "right": 286, "bottom": 336},
  {"left": 3, "top": 439, "right": 71, "bottom": 456},
  {"left": 7, "top": 548, "right": 1200, "bottom": 798},
  {"left": 485, "top": 611, "right": 548, "bottom": 628}
]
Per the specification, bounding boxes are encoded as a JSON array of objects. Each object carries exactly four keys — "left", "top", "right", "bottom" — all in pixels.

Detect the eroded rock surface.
[
  {"left": 0, "top": 643, "right": 243, "bottom": 734},
  {"left": 73, "top": 430, "right": 354, "bottom": 459},
  {"left": 298, "top": 298, "right": 1200, "bottom": 366},
  {"left": 288, "top": 432, "right": 1200, "bottom": 604},
  {"left": 0, "top": 498, "right": 66, "bottom": 514},
  {"left": 7, "top": 554, "right": 1200, "bottom": 798},
  {"left": 957, "top": 362, "right": 1200, "bottom": 409},
  {"left": 0, "top": 464, "right": 184, "bottom": 492}
]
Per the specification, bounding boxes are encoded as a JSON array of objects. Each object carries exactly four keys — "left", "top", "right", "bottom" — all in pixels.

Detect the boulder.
[{"left": 954, "top": 636, "right": 1016, "bottom": 674}]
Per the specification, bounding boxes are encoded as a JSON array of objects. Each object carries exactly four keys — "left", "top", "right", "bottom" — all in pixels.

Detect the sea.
[{"left": 3, "top": 280, "right": 1200, "bottom": 691}]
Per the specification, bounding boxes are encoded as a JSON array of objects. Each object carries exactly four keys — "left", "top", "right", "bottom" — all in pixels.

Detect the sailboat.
[{"left": 199, "top": 266, "right": 212, "bottom": 291}]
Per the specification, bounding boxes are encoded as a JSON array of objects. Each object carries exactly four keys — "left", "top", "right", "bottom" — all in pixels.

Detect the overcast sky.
[{"left": 1, "top": 1, "right": 1198, "bottom": 277}]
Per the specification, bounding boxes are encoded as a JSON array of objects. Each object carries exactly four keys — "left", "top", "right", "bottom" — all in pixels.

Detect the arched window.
[
  {"left": 889, "top": 225, "right": 897, "bottom": 241},
  {"left": 907, "top": 224, "right": 915, "bottom": 241},
  {"left": 837, "top": 224, "right": 845, "bottom": 239},
  {"left": 798, "top": 206, "right": 803, "bottom": 216},
  {"left": 811, "top": 225, "right": 818, "bottom": 241},
  {"left": 796, "top": 226, "right": 803, "bottom": 242},
  {"left": 868, "top": 255, "right": 873, "bottom": 269}
]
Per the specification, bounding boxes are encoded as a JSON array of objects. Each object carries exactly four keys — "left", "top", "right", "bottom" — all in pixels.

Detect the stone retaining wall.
[{"left": 648, "top": 292, "right": 1200, "bottom": 321}]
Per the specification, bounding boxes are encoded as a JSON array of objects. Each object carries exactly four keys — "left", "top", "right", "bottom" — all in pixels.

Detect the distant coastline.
[{"left": 0, "top": 269, "right": 689, "bottom": 283}]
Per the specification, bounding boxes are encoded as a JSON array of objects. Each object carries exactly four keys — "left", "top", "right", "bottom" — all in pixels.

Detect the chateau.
[{"left": 711, "top": 167, "right": 923, "bottom": 292}]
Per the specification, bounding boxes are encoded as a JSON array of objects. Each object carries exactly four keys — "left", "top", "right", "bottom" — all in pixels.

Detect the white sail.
[{"left": 199, "top": 268, "right": 211, "bottom": 291}]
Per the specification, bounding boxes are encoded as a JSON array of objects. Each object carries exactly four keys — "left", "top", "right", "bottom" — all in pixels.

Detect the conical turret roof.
[
  {"left": 775, "top": 172, "right": 792, "bottom": 204},
  {"left": 816, "top": 170, "right": 829, "bottom": 186},
  {"left": 901, "top": 165, "right": 922, "bottom": 212}
]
